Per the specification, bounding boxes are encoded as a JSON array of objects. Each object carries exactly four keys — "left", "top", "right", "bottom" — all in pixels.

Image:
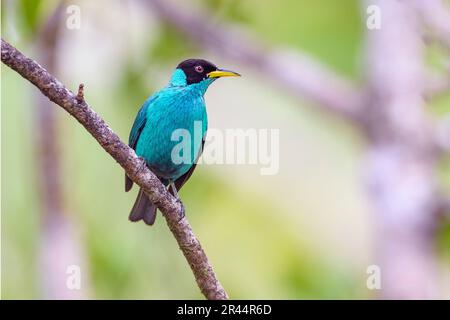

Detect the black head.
[{"left": 177, "top": 59, "right": 218, "bottom": 85}]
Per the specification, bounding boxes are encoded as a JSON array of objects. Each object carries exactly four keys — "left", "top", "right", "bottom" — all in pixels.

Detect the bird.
[{"left": 125, "top": 59, "right": 240, "bottom": 225}]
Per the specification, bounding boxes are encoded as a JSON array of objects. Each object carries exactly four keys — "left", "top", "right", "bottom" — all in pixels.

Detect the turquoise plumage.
[{"left": 125, "top": 59, "right": 240, "bottom": 225}]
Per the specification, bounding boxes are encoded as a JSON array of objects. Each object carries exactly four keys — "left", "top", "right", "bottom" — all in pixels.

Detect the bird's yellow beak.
[{"left": 207, "top": 69, "right": 241, "bottom": 78}]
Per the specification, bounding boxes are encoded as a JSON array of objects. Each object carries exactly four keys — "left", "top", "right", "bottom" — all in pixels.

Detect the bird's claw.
[
  {"left": 176, "top": 198, "right": 186, "bottom": 222},
  {"left": 137, "top": 156, "right": 147, "bottom": 172}
]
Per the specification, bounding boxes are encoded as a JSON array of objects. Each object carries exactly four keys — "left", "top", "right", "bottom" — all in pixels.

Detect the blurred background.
[{"left": 1, "top": 0, "right": 449, "bottom": 299}]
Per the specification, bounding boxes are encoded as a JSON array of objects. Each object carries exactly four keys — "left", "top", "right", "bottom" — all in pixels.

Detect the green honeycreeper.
[{"left": 125, "top": 59, "right": 240, "bottom": 225}]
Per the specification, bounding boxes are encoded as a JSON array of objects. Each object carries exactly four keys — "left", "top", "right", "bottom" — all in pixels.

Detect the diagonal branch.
[
  {"left": 1, "top": 38, "right": 228, "bottom": 300},
  {"left": 146, "top": 0, "right": 364, "bottom": 124}
]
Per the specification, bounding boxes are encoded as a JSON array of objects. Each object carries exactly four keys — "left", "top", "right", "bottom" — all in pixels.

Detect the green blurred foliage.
[
  {"left": 150, "top": 23, "right": 199, "bottom": 62},
  {"left": 205, "top": 0, "right": 252, "bottom": 24},
  {"left": 16, "top": 0, "right": 44, "bottom": 36},
  {"left": 245, "top": 0, "right": 363, "bottom": 76}
]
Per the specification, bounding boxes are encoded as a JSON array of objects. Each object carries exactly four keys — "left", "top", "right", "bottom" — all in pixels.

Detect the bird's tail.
[{"left": 129, "top": 188, "right": 157, "bottom": 225}]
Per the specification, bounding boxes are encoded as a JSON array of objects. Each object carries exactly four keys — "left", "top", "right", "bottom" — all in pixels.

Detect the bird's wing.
[
  {"left": 125, "top": 96, "right": 156, "bottom": 192},
  {"left": 173, "top": 138, "right": 205, "bottom": 192},
  {"left": 129, "top": 99, "right": 152, "bottom": 149}
]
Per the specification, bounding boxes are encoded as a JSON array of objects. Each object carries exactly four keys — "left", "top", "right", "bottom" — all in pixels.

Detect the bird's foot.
[
  {"left": 169, "top": 182, "right": 180, "bottom": 199},
  {"left": 176, "top": 198, "right": 186, "bottom": 222},
  {"left": 137, "top": 156, "right": 147, "bottom": 172}
]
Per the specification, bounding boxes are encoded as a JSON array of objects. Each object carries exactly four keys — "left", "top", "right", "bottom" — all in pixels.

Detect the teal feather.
[
  {"left": 126, "top": 68, "right": 212, "bottom": 224},
  {"left": 134, "top": 72, "right": 210, "bottom": 183},
  {"left": 125, "top": 59, "right": 239, "bottom": 225}
]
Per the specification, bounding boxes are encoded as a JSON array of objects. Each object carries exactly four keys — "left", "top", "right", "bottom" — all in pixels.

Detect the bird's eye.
[{"left": 194, "top": 65, "right": 204, "bottom": 73}]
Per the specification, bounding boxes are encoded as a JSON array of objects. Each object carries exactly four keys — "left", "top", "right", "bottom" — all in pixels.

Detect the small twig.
[
  {"left": 76, "top": 83, "right": 84, "bottom": 103},
  {"left": 1, "top": 38, "right": 228, "bottom": 300}
]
